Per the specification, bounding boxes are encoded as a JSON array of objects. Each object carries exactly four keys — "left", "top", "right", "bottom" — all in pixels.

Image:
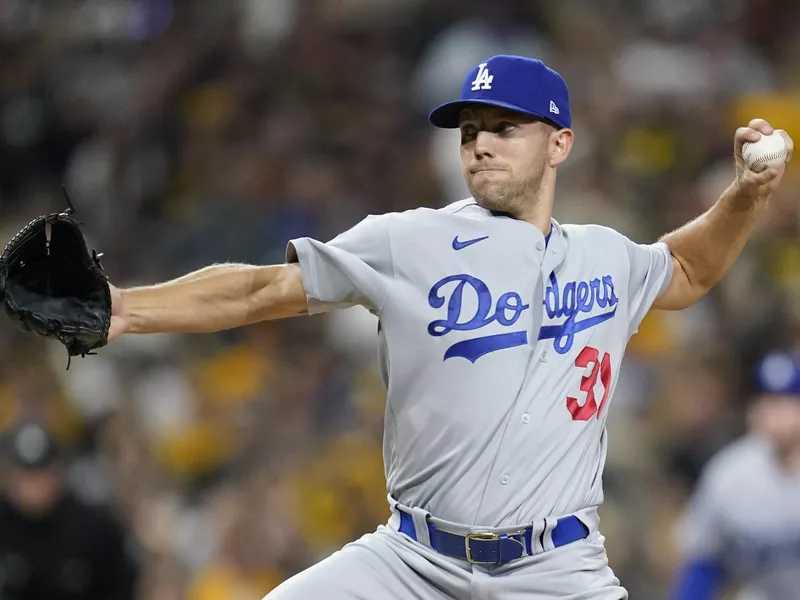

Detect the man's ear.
[{"left": 550, "top": 128, "right": 574, "bottom": 167}]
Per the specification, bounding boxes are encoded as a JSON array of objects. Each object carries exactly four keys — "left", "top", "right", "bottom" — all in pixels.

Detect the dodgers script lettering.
[
  {"left": 538, "top": 272, "right": 618, "bottom": 354},
  {"left": 427, "top": 274, "right": 529, "bottom": 362}
]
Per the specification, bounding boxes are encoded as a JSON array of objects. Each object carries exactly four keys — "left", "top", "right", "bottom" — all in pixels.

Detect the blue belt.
[{"left": 398, "top": 510, "right": 588, "bottom": 565}]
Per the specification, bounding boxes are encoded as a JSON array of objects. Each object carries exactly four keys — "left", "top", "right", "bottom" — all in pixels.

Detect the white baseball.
[{"left": 742, "top": 132, "right": 788, "bottom": 172}]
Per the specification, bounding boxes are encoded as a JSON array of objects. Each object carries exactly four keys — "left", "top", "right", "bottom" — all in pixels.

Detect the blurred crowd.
[{"left": 0, "top": 0, "right": 799, "bottom": 598}]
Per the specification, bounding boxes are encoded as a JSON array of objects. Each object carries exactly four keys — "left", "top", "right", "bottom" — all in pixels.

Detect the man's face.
[
  {"left": 7, "top": 466, "right": 62, "bottom": 516},
  {"left": 750, "top": 394, "right": 800, "bottom": 452},
  {"left": 458, "top": 106, "right": 559, "bottom": 215}
]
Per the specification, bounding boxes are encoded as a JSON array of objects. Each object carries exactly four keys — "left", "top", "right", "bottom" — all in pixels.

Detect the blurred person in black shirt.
[{"left": 0, "top": 421, "right": 139, "bottom": 600}]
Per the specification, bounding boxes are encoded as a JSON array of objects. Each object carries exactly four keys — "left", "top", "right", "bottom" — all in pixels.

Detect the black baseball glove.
[{"left": 0, "top": 189, "right": 111, "bottom": 366}]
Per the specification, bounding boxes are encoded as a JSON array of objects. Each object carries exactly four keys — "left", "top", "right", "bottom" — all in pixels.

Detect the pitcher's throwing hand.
[{"left": 734, "top": 119, "right": 793, "bottom": 200}]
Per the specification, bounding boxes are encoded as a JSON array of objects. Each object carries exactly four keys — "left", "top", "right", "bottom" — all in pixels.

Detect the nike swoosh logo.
[{"left": 452, "top": 235, "right": 489, "bottom": 250}]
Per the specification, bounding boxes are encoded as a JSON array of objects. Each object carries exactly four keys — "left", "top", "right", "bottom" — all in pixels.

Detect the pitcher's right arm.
[{"left": 113, "top": 262, "right": 307, "bottom": 337}]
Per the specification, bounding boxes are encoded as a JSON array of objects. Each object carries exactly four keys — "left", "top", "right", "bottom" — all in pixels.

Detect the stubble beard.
[{"left": 468, "top": 169, "right": 543, "bottom": 218}]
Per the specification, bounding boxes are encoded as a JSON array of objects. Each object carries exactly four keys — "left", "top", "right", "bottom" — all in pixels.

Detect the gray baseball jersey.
[
  {"left": 287, "top": 198, "right": 673, "bottom": 529},
  {"left": 676, "top": 434, "right": 800, "bottom": 599}
]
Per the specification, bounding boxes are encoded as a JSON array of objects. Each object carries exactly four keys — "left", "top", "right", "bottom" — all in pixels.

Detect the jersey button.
[
  {"left": 536, "top": 241, "right": 544, "bottom": 251},
  {"left": 540, "top": 352, "right": 548, "bottom": 362},
  {"left": 501, "top": 475, "right": 509, "bottom": 485},
  {"left": 521, "top": 414, "right": 530, "bottom": 424}
]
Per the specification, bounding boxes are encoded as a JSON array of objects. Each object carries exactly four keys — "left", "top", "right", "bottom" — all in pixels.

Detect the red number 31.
[{"left": 566, "top": 346, "right": 612, "bottom": 421}]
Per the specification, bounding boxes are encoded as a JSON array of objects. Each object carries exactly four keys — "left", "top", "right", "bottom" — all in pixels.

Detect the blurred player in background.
[
  {"left": 0, "top": 421, "right": 140, "bottom": 600},
  {"left": 669, "top": 350, "right": 800, "bottom": 600}
]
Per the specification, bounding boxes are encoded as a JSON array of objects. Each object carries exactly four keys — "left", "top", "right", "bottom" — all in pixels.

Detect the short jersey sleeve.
[
  {"left": 624, "top": 238, "right": 674, "bottom": 336},
  {"left": 286, "top": 214, "right": 394, "bottom": 315}
]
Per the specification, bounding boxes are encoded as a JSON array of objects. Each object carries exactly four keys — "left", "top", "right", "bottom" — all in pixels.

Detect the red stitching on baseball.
[{"left": 752, "top": 151, "right": 784, "bottom": 164}]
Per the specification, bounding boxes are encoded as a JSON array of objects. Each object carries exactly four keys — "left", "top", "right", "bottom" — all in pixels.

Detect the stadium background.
[{"left": 0, "top": 0, "right": 799, "bottom": 597}]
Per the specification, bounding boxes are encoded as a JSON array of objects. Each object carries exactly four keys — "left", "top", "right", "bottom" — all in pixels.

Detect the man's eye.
[
  {"left": 497, "top": 122, "right": 516, "bottom": 133},
  {"left": 461, "top": 130, "right": 477, "bottom": 143}
]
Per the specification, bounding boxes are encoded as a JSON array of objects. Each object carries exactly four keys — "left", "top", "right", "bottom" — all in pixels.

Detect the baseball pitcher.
[{"left": 103, "top": 56, "right": 794, "bottom": 599}]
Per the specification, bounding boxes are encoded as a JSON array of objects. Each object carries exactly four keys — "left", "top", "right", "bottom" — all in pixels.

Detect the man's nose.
[{"left": 474, "top": 131, "right": 496, "bottom": 158}]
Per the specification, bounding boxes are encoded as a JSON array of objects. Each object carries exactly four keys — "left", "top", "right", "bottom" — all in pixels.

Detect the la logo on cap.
[{"left": 471, "top": 63, "right": 493, "bottom": 91}]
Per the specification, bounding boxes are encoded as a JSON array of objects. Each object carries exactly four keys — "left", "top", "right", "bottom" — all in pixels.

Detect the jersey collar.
[{"left": 459, "top": 199, "right": 567, "bottom": 272}]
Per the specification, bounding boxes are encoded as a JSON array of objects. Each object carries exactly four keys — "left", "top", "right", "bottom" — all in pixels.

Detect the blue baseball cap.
[
  {"left": 428, "top": 55, "right": 571, "bottom": 130},
  {"left": 754, "top": 351, "right": 800, "bottom": 396}
]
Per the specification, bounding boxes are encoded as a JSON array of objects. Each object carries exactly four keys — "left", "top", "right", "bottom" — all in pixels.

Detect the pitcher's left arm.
[{"left": 654, "top": 119, "right": 793, "bottom": 311}]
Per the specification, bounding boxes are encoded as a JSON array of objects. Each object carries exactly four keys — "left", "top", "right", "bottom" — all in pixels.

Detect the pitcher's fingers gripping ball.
[
  {"left": 742, "top": 129, "right": 790, "bottom": 172},
  {"left": 733, "top": 120, "right": 793, "bottom": 201}
]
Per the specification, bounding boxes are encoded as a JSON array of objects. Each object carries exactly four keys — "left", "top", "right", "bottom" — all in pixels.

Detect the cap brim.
[{"left": 428, "top": 99, "right": 551, "bottom": 129}]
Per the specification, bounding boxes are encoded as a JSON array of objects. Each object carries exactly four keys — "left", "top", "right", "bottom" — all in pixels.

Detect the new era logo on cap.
[{"left": 428, "top": 55, "right": 571, "bottom": 130}]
